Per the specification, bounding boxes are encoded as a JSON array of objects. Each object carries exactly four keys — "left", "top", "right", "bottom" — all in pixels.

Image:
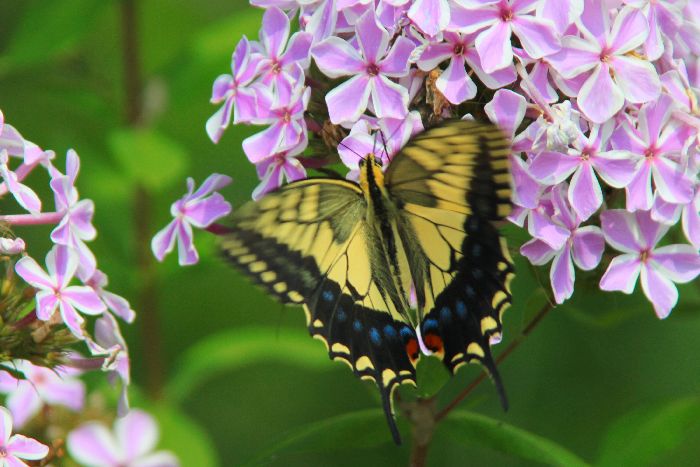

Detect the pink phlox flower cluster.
[
  {"left": 67, "top": 409, "right": 179, "bottom": 467},
  {"left": 0, "top": 360, "right": 85, "bottom": 429},
  {"left": 196, "top": 0, "right": 700, "bottom": 317}
]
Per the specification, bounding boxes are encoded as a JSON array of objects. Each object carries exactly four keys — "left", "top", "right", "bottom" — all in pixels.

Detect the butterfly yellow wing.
[
  {"left": 386, "top": 120, "right": 515, "bottom": 406},
  {"left": 219, "top": 179, "right": 420, "bottom": 444}
]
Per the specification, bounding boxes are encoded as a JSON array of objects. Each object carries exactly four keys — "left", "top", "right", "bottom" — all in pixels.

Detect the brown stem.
[
  {"left": 435, "top": 301, "right": 554, "bottom": 422},
  {"left": 121, "top": 0, "right": 164, "bottom": 398},
  {"left": 404, "top": 398, "right": 437, "bottom": 467}
]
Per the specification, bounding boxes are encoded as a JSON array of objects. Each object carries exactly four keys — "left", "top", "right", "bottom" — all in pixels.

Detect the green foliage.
[
  {"left": 597, "top": 398, "right": 700, "bottom": 467},
  {"left": 442, "top": 411, "right": 590, "bottom": 466},
  {"left": 243, "top": 410, "right": 395, "bottom": 466},
  {"left": 108, "top": 128, "right": 189, "bottom": 192},
  {"left": 165, "top": 326, "right": 329, "bottom": 404}
]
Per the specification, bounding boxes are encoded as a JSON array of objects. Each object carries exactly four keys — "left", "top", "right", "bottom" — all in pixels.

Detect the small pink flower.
[
  {"left": 549, "top": 6, "right": 661, "bottom": 123},
  {"left": 152, "top": 174, "right": 232, "bottom": 265},
  {"left": 15, "top": 245, "right": 106, "bottom": 338},
  {"left": 311, "top": 10, "right": 415, "bottom": 123},
  {"left": 0, "top": 150, "right": 41, "bottom": 215},
  {"left": 0, "top": 406, "right": 49, "bottom": 464},
  {"left": 599, "top": 209, "right": 700, "bottom": 318},
  {"left": 83, "top": 269, "right": 136, "bottom": 323},
  {"left": 252, "top": 141, "right": 307, "bottom": 200},
  {"left": 50, "top": 149, "right": 98, "bottom": 277},
  {"left": 0, "top": 361, "right": 85, "bottom": 428},
  {"left": 67, "top": 409, "right": 178, "bottom": 467}
]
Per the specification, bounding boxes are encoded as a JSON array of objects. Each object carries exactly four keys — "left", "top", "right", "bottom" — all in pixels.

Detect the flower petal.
[
  {"left": 260, "top": 7, "right": 290, "bottom": 58},
  {"left": 520, "top": 238, "right": 556, "bottom": 265},
  {"left": 7, "top": 434, "right": 49, "bottom": 461},
  {"left": 475, "top": 22, "right": 513, "bottom": 73},
  {"left": 379, "top": 37, "right": 415, "bottom": 77},
  {"left": 408, "top": 0, "right": 450, "bottom": 37},
  {"left": 571, "top": 225, "right": 604, "bottom": 270},
  {"left": 15, "top": 256, "right": 54, "bottom": 290},
  {"left": 184, "top": 193, "right": 232, "bottom": 228},
  {"left": 609, "top": 6, "right": 649, "bottom": 54},
  {"left": 511, "top": 15, "right": 561, "bottom": 59},
  {"left": 592, "top": 150, "right": 639, "bottom": 188},
  {"left": 599, "top": 254, "right": 641, "bottom": 294},
  {"left": 651, "top": 245, "right": 700, "bottom": 283},
  {"left": 550, "top": 247, "right": 574, "bottom": 304},
  {"left": 116, "top": 410, "right": 159, "bottom": 460},
  {"left": 529, "top": 150, "right": 579, "bottom": 184},
  {"left": 311, "top": 37, "right": 365, "bottom": 78},
  {"left": 612, "top": 56, "right": 661, "bottom": 104},
  {"left": 600, "top": 209, "right": 642, "bottom": 253},
  {"left": 568, "top": 162, "right": 602, "bottom": 221},
  {"left": 370, "top": 76, "right": 409, "bottom": 120},
  {"left": 63, "top": 286, "right": 107, "bottom": 315},
  {"left": 625, "top": 161, "right": 653, "bottom": 211},
  {"left": 578, "top": 64, "right": 624, "bottom": 123},
  {"left": 640, "top": 262, "right": 678, "bottom": 319},
  {"left": 436, "top": 56, "right": 475, "bottom": 104},
  {"left": 326, "top": 75, "right": 372, "bottom": 124},
  {"left": 356, "top": 11, "right": 389, "bottom": 64},
  {"left": 0, "top": 406, "right": 12, "bottom": 444},
  {"left": 67, "top": 423, "right": 122, "bottom": 466},
  {"left": 652, "top": 157, "right": 694, "bottom": 204}
]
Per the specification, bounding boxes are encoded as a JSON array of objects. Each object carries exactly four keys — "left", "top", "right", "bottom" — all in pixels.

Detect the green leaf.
[
  {"left": 0, "top": 0, "right": 105, "bottom": 72},
  {"left": 597, "top": 397, "right": 700, "bottom": 467},
  {"left": 243, "top": 409, "right": 393, "bottom": 466},
  {"left": 165, "top": 326, "right": 329, "bottom": 404},
  {"left": 191, "top": 10, "right": 264, "bottom": 65},
  {"left": 412, "top": 356, "right": 450, "bottom": 398},
  {"left": 146, "top": 402, "right": 219, "bottom": 467},
  {"left": 442, "top": 411, "right": 589, "bottom": 467},
  {"left": 108, "top": 128, "right": 188, "bottom": 192}
]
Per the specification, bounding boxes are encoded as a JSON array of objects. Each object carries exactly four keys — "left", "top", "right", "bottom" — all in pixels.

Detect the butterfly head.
[{"left": 358, "top": 153, "right": 386, "bottom": 199}]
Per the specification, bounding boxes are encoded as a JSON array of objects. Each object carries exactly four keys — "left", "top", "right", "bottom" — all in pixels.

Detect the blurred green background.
[{"left": 1, "top": 1, "right": 700, "bottom": 465}]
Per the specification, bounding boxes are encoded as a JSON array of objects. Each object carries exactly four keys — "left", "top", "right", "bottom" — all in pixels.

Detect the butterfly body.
[{"left": 220, "top": 120, "right": 514, "bottom": 444}]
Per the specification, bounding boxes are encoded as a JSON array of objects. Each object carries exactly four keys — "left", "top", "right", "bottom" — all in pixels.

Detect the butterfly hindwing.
[
  {"left": 386, "top": 120, "right": 514, "bottom": 404},
  {"left": 219, "top": 179, "right": 420, "bottom": 444}
]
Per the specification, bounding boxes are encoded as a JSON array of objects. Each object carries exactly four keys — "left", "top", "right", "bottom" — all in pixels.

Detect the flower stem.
[
  {"left": 434, "top": 301, "right": 555, "bottom": 422},
  {"left": 121, "top": 0, "right": 165, "bottom": 399},
  {"left": 0, "top": 211, "right": 63, "bottom": 225}
]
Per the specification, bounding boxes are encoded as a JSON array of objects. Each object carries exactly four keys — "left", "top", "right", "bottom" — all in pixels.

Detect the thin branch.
[
  {"left": 121, "top": 0, "right": 164, "bottom": 398},
  {"left": 435, "top": 301, "right": 555, "bottom": 422}
]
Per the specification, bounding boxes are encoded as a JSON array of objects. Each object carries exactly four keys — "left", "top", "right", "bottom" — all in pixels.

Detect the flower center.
[
  {"left": 599, "top": 47, "right": 612, "bottom": 63},
  {"left": 0, "top": 446, "right": 6, "bottom": 458},
  {"left": 271, "top": 61, "right": 282, "bottom": 75},
  {"left": 366, "top": 63, "right": 380, "bottom": 76},
  {"left": 453, "top": 44, "right": 464, "bottom": 56},
  {"left": 640, "top": 248, "right": 651, "bottom": 263},
  {"left": 282, "top": 110, "right": 292, "bottom": 123},
  {"left": 499, "top": 4, "right": 513, "bottom": 22},
  {"left": 644, "top": 144, "right": 658, "bottom": 160},
  {"left": 580, "top": 148, "right": 592, "bottom": 161}
]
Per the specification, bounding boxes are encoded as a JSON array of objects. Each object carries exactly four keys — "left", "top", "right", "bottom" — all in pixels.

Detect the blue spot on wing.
[
  {"left": 423, "top": 318, "right": 438, "bottom": 331},
  {"left": 336, "top": 306, "right": 347, "bottom": 322},
  {"left": 353, "top": 319, "right": 363, "bottom": 332},
  {"left": 369, "top": 327, "right": 381, "bottom": 346},
  {"left": 383, "top": 325, "right": 397, "bottom": 339},
  {"left": 400, "top": 326, "right": 414, "bottom": 339},
  {"left": 466, "top": 285, "right": 476, "bottom": 298},
  {"left": 322, "top": 290, "right": 334, "bottom": 302},
  {"left": 456, "top": 300, "right": 467, "bottom": 318},
  {"left": 440, "top": 306, "right": 451, "bottom": 323}
]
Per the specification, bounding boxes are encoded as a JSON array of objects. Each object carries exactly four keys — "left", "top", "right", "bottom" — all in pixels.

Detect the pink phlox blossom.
[
  {"left": 511, "top": 186, "right": 572, "bottom": 250},
  {"left": 548, "top": 5, "right": 661, "bottom": 123},
  {"left": 151, "top": 173, "right": 232, "bottom": 265},
  {"left": 82, "top": 269, "right": 136, "bottom": 323},
  {"left": 49, "top": 149, "right": 98, "bottom": 277},
  {"left": 86, "top": 313, "right": 131, "bottom": 416},
  {"left": 536, "top": 0, "right": 583, "bottom": 35},
  {"left": 610, "top": 94, "right": 695, "bottom": 211},
  {"left": 67, "top": 409, "right": 179, "bottom": 467},
  {"left": 0, "top": 150, "right": 42, "bottom": 215},
  {"left": 257, "top": 7, "right": 313, "bottom": 95},
  {"left": 252, "top": 140, "right": 307, "bottom": 200},
  {"left": 242, "top": 74, "right": 311, "bottom": 161},
  {"left": 623, "top": 0, "right": 684, "bottom": 60},
  {"left": 311, "top": 10, "right": 415, "bottom": 123},
  {"left": 485, "top": 89, "right": 542, "bottom": 209},
  {"left": 339, "top": 112, "right": 423, "bottom": 179},
  {"left": 417, "top": 31, "right": 516, "bottom": 105},
  {"left": 406, "top": 0, "right": 450, "bottom": 37},
  {"left": 15, "top": 245, "right": 106, "bottom": 339},
  {"left": 299, "top": 0, "right": 339, "bottom": 43},
  {"left": 0, "top": 406, "right": 49, "bottom": 465},
  {"left": 599, "top": 209, "right": 700, "bottom": 318},
  {"left": 529, "top": 120, "right": 639, "bottom": 221},
  {"left": 206, "top": 36, "right": 264, "bottom": 143},
  {"left": 521, "top": 184, "right": 604, "bottom": 304},
  {"left": 529, "top": 101, "right": 583, "bottom": 153},
  {"left": 661, "top": 62, "right": 700, "bottom": 115},
  {"left": 0, "top": 360, "right": 85, "bottom": 428},
  {"left": 451, "top": 0, "right": 561, "bottom": 74}
]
